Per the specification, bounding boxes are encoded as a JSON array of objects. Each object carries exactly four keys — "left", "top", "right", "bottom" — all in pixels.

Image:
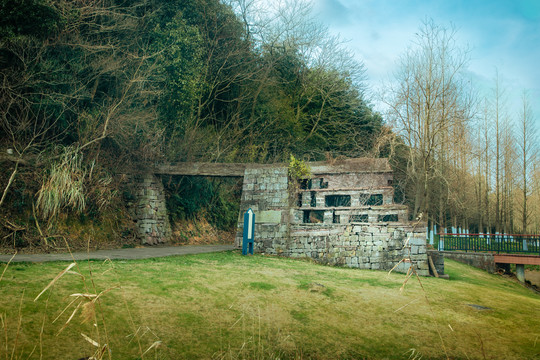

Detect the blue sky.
[{"left": 311, "top": 0, "right": 540, "bottom": 126}]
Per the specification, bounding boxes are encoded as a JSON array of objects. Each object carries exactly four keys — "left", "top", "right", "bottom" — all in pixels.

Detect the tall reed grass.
[{"left": 36, "top": 147, "right": 86, "bottom": 219}]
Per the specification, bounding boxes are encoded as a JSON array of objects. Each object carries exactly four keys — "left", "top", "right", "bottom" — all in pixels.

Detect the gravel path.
[{"left": 0, "top": 244, "right": 236, "bottom": 263}]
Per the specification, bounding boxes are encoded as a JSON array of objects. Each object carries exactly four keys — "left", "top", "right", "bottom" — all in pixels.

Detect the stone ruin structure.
[
  {"left": 127, "top": 157, "right": 431, "bottom": 276},
  {"left": 235, "top": 158, "right": 430, "bottom": 276}
]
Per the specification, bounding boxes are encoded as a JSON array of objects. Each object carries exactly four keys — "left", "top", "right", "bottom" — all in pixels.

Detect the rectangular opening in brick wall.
[
  {"left": 350, "top": 214, "right": 368, "bottom": 222},
  {"left": 332, "top": 212, "right": 340, "bottom": 224},
  {"left": 377, "top": 214, "right": 398, "bottom": 222},
  {"left": 387, "top": 179, "right": 393, "bottom": 186},
  {"left": 303, "top": 210, "right": 324, "bottom": 223},
  {"left": 360, "top": 193, "right": 383, "bottom": 206},
  {"left": 310, "top": 191, "right": 317, "bottom": 207},
  {"left": 309, "top": 178, "right": 328, "bottom": 189},
  {"left": 297, "top": 193, "right": 302, "bottom": 207},
  {"left": 325, "top": 195, "right": 351, "bottom": 207},
  {"left": 299, "top": 178, "right": 330, "bottom": 190}
]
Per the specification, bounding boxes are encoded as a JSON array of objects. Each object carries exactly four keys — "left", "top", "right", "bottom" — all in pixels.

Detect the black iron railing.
[{"left": 434, "top": 233, "right": 540, "bottom": 255}]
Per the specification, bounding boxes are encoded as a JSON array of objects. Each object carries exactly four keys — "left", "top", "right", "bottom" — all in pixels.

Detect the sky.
[{"left": 310, "top": 0, "right": 540, "bottom": 126}]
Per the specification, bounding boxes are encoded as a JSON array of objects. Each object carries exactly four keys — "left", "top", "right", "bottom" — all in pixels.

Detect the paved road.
[{"left": 0, "top": 244, "right": 236, "bottom": 263}]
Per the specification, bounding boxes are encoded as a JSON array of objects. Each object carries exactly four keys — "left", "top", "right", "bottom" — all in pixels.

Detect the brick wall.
[{"left": 440, "top": 251, "right": 496, "bottom": 273}]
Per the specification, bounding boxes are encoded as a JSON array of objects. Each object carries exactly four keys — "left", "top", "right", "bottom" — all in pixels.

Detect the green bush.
[
  {"left": 288, "top": 154, "right": 311, "bottom": 182},
  {"left": 163, "top": 176, "right": 240, "bottom": 231}
]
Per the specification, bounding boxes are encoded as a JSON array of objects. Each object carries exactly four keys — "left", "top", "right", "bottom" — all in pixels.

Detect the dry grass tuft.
[
  {"left": 0, "top": 251, "right": 16, "bottom": 282},
  {"left": 34, "top": 262, "right": 76, "bottom": 301},
  {"left": 80, "top": 301, "right": 96, "bottom": 324}
]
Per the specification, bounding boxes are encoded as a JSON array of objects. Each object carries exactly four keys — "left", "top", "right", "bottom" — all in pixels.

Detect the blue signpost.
[{"left": 243, "top": 208, "right": 255, "bottom": 255}]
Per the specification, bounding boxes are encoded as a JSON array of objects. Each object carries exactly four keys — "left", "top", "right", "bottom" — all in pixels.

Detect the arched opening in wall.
[{"left": 161, "top": 175, "right": 243, "bottom": 245}]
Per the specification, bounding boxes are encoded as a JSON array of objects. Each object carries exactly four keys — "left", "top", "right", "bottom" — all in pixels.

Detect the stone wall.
[
  {"left": 235, "top": 160, "right": 430, "bottom": 276},
  {"left": 133, "top": 173, "right": 171, "bottom": 245},
  {"left": 440, "top": 251, "right": 497, "bottom": 273},
  {"left": 273, "top": 223, "right": 429, "bottom": 276}
]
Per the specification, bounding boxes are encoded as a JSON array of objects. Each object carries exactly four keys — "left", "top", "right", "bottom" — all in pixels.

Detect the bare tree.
[
  {"left": 385, "top": 19, "right": 473, "bottom": 222},
  {"left": 517, "top": 91, "right": 537, "bottom": 233},
  {"left": 490, "top": 71, "right": 509, "bottom": 232}
]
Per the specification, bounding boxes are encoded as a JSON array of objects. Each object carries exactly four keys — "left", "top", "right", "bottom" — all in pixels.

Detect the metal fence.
[{"left": 434, "top": 233, "right": 540, "bottom": 255}]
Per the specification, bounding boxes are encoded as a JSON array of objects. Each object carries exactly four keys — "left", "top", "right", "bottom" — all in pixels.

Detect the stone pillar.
[
  {"left": 516, "top": 264, "right": 525, "bottom": 283},
  {"left": 134, "top": 173, "right": 171, "bottom": 245},
  {"left": 235, "top": 166, "right": 290, "bottom": 251}
]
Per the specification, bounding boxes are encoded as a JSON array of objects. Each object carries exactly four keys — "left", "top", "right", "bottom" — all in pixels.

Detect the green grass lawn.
[{"left": 0, "top": 251, "right": 539, "bottom": 359}]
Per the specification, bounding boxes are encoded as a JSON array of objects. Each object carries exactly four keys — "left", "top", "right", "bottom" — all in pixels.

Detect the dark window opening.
[
  {"left": 297, "top": 193, "right": 302, "bottom": 207},
  {"left": 332, "top": 212, "right": 340, "bottom": 224},
  {"left": 325, "top": 195, "right": 351, "bottom": 207},
  {"left": 303, "top": 210, "right": 324, "bottom": 223},
  {"left": 378, "top": 214, "right": 398, "bottom": 222},
  {"left": 387, "top": 179, "right": 393, "bottom": 186},
  {"left": 350, "top": 214, "right": 369, "bottom": 223},
  {"left": 310, "top": 191, "right": 317, "bottom": 207},
  {"left": 311, "top": 178, "right": 328, "bottom": 189},
  {"left": 360, "top": 193, "right": 383, "bottom": 206},
  {"left": 299, "top": 179, "right": 310, "bottom": 190}
]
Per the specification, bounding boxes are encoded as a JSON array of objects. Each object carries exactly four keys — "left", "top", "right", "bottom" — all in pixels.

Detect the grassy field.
[{"left": 0, "top": 251, "right": 539, "bottom": 359}]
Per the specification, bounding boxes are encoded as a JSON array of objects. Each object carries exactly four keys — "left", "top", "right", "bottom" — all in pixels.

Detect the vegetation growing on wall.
[{"left": 288, "top": 155, "right": 312, "bottom": 183}]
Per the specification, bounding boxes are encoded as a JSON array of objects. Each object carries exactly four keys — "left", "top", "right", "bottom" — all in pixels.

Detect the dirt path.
[{"left": 0, "top": 244, "right": 236, "bottom": 263}]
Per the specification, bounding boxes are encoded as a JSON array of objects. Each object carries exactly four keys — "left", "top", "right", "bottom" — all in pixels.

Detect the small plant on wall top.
[
  {"left": 288, "top": 155, "right": 311, "bottom": 181},
  {"left": 288, "top": 155, "right": 311, "bottom": 196}
]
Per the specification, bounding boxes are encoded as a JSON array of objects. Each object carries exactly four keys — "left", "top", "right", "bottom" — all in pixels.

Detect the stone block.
[
  {"left": 393, "top": 261, "right": 411, "bottom": 273},
  {"left": 409, "top": 237, "right": 427, "bottom": 246},
  {"left": 416, "top": 269, "right": 430, "bottom": 277},
  {"left": 256, "top": 210, "right": 282, "bottom": 224}
]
